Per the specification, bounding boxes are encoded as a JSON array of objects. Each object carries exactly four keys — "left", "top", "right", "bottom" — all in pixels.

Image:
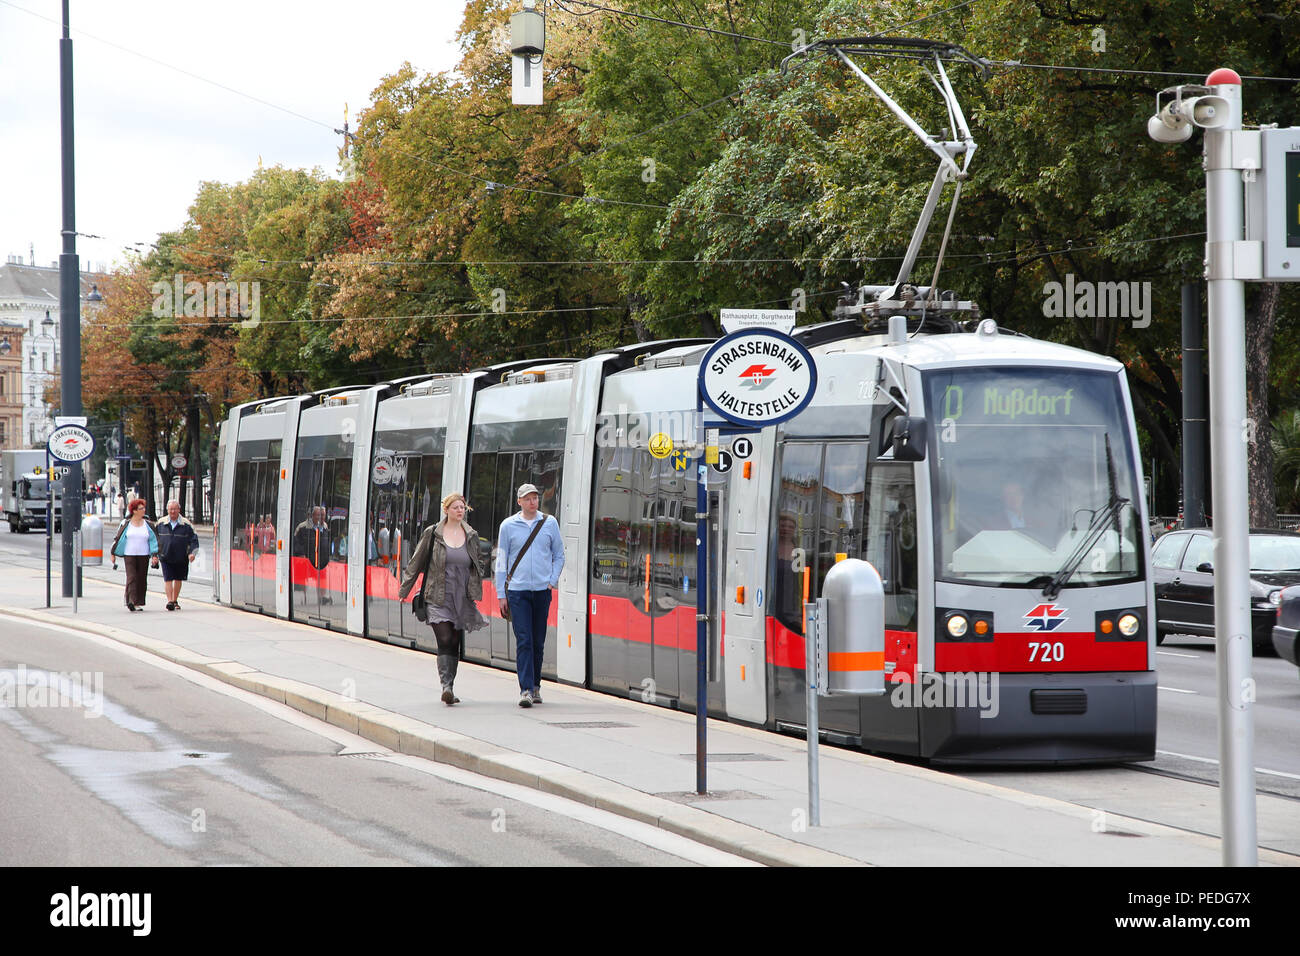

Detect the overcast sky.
[{"left": 0, "top": 0, "right": 465, "bottom": 274}]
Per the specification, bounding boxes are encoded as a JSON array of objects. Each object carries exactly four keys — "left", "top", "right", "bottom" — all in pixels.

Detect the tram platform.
[{"left": 3, "top": 558, "right": 1294, "bottom": 867}]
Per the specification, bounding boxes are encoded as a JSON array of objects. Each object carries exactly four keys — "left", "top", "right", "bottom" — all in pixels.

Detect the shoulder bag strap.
[{"left": 506, "top": 515, "right": 546, "bottom": 586}]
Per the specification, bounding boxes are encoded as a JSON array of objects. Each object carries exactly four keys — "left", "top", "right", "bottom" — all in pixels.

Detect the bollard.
[
  {"left": 823, "top": 558, "right": 886, "bottom": 697},
  {"left": 80, "top": 512, "right": 103, "bottom": 566}
]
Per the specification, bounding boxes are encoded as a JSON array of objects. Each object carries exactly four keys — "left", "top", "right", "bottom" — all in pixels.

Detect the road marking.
[
  {"left": 1156, "top": 650, "right": 1199, "bottom": 659},
  {"left": 1157, "top": 749, "right": 1300, "bottom": 781},
  {"left": 2, "top": 612, "right": 757, "bottom": 867},
  {"left": 374, "top": 752, "right": 757, "bottom": 867},
  {"left": 1157, "top": 685, "right": 1196, "bottom": 694}
]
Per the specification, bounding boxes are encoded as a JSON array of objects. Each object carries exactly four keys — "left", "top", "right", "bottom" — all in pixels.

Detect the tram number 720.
[{"left": 1028, "top": 641, "right": 1065, "bottom": 663}]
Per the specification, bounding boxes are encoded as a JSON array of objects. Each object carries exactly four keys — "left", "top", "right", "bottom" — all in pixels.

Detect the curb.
[{"left": 3, "top": 605, "right": 863, "bottom": 867}]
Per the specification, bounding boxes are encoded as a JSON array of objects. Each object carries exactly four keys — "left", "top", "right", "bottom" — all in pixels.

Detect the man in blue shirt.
[{"left": 495, "top": 483, "right": 565, "bottom": 707}]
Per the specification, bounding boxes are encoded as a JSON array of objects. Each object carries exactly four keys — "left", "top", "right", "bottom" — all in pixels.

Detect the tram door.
[
  {"left": 290, "top": 454, "right": 351, "bottom": 631},
  {"left": 365, "top": 464, "right": 404, "bottom": 644},
  {"left": 231, "top": 453, "right": 279, "bottom": 613},
  {"left": 648, "top": 457, "right": 684, "bottom": 701},
  {"left": 771, "top": 441, "right": 867, "bottom": 737},
  {"left": 639, "top": 450, "right": 699, "bottom": 706},
  {"left": 464, "top": 445, "right": 563, "bottom": 675}
]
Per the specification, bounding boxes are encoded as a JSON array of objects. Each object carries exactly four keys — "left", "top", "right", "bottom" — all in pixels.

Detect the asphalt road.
[
  {"left": 0, "top": 615, "right": 747, "bottom": 866},
  {"left": 3, "top": 524, "right": 1296, "bottom": 858}
]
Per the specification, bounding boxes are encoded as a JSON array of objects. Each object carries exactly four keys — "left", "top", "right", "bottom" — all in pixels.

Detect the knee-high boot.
[{"left": 437, "top": 653, "right": 459, "bottom": 703}]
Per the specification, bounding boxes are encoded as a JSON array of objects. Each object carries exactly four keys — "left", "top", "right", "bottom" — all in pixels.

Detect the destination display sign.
[
  {"left": 699, "top": 329, "right": 817, "bottom": 427},
  {"left": 938, "top": 384, "right": 1078, "bottom": 422}
]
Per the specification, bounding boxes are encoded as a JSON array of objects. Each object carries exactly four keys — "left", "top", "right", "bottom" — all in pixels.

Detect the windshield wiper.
[{"left": 1042, "top": 495, "right": 1130, "bottom": 599}]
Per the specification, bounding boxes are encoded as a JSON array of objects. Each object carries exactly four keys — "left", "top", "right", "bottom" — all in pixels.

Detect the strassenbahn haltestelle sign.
[{"left": 698, "top": 328, "right": 817, "bottom": 427}]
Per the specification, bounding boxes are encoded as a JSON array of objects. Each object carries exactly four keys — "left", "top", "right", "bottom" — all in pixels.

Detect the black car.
[
  {"left": 1151, "top": 528, "right": 1300, "bottom": 652},
  {"left": 1273, "top": 584, "right": 1300, "bottom": 677}
]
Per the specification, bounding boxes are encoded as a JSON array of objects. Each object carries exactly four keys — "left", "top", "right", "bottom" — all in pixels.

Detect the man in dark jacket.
[{"left": 154, "top": 500, "right": 200, "bottom": 610}]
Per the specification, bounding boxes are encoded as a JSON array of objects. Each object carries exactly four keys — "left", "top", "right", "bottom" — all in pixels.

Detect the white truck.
[{"left": 1, "top": 449, "right": 64, "bottom": 533}]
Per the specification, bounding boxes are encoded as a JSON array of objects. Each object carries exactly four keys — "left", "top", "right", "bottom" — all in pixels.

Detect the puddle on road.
[
  {"left": 0, "top": 666, "right": 229, "bottom": 851},
  {"left": 0, "top": 666, "right": 451, "bottom": 864}
]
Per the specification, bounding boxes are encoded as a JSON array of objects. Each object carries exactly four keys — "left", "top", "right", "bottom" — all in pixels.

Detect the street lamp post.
[{"left": 58, "top": 0, "right": 84, "bottom": 599}]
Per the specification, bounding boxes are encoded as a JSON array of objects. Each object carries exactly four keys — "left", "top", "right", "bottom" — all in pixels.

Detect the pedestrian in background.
[
  {"left": 495, "top": 483, "right": 564, "bottom": 708},
  {"left": 399, "top": 493, "right": 487, "bottom": 705},
  {"left": 155, "top": 500, "right": 199, "bottom": 611},
  {"left": 110, "top": 498, "right": 158, "bottom": 612}
]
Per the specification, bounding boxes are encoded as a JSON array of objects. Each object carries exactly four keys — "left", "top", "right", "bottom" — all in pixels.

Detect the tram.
[
  {"left": 213, "top": 36, "right": 1155, "bottom": 764},
  {"left": 212, "top": 313, "right": 1157, "bottom": 765}
]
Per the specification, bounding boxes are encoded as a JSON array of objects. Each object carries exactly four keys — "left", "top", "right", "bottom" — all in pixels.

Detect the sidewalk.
[{"left": 3, "top": 562, "right": 1293, "bottom": 867}]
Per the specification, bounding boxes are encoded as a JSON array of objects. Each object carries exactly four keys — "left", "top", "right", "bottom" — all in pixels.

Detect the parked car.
[
  {"left": 1272, "top": 585, "right": 1300, "bottom": 677},
  {"left": 1151, "top": 528, "right": 1300, "bottom": 652}
]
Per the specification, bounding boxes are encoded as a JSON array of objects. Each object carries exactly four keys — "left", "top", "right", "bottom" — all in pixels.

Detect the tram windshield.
[{"left": 925, "top": 366, "right": 1143, "bottom": 588}]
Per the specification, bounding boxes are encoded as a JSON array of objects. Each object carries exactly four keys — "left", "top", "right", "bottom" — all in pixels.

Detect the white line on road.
[
  {"left": 1156, "top": 651, "right": 1199, "bottom": 659},
  {"left": 2, "top": 612, "right": 758, "bottom": 866},
  {"left": 1157, "top": 685, "right": 1196, "bottom": 694},
  {"left": 1157, "top": 749, "right": 1300, "bottom": 781},
  {"left": 373, "top": 751, "right": 757, "bottom": 867}
]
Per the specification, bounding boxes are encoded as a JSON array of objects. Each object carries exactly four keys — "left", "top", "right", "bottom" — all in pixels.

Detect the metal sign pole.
[
  {"left": 45, "top": 448, "right": 52, "bottom": 609},
  {"left": 695, "top": 394, "right": 708, "bottom": 794},
  {"left": 805, "top": 601, "right": 820, "bottom": 827}
]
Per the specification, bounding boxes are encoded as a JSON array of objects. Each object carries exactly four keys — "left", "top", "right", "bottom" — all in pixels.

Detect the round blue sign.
[{"left": 698, "top": 328, "right": 818, "bottom": 427}]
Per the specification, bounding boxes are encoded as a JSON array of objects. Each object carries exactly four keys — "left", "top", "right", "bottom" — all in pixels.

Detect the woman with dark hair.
[
  {"left": 110, "top": 498, "right": 158, "bottom": 611},
  {"left": 399, "top": 493, "right": 487, "bottom": 705}
]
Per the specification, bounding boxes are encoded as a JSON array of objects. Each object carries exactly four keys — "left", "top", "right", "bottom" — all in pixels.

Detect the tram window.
[
  {"left": 325, "top": 458, "right": 349, "bottom": 561},
  {"left": 531, "top": 449, "right": 563, "bottom": 517},
  {"left": 866, "top": 462, "right": 919, "bottom": 630},
  {"left": 774, "top": 443, "right": 823, "bottom": 632},
  {"left": 592, "top": 442, "right": 632, "bottom": 591},
  {"left": 816, "top": 444, "right": 868, "bottom": 596},
  {"left": 467, "top": 452, "right": 498, "bottom": 569},
  {"left": 417, "top": 454, "right": 442, "bottom": 531}
]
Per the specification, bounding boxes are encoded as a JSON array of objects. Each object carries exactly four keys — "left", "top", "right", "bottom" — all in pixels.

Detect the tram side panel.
[
  {"left": 592, "top": 364, "right": 725, "bottom": 715},
  {"left": 213, "top": 417, "right": 232, "bottom": 605},
  {"left": 557, "top": 356, "right": 609, "bottom": 685},
  {"left": 363, "top": 386, "right": 452, "bottom": 652},
  {"left": 345, "top": 389, "right": 383, "bottom": 635},
  {"left": 290, "top": 402, "right": 361, "bottom": 632},
  {"left": 228, "top": 404, "right": 288, "bottom": 615},
  {"left": 464, "top": 376, "right": 572, "bottom": 678}
]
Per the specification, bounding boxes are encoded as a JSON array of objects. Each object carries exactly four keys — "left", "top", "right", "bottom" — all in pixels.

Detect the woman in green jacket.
[{"left": 110, "top": 498, "right": 159, "bottom": 611}]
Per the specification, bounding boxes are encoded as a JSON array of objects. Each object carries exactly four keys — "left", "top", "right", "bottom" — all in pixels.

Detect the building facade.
[{"left": 0, "top": 257, "right": 104, "bottom": 450}]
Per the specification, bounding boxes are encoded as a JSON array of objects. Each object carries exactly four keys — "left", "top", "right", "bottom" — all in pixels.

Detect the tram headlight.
[
  {"left": 946, "top": 613, "right": 969, "bottom": 638},
  {"left": 1117, "top": 613, "right": 1141, "bottom": 637}
]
